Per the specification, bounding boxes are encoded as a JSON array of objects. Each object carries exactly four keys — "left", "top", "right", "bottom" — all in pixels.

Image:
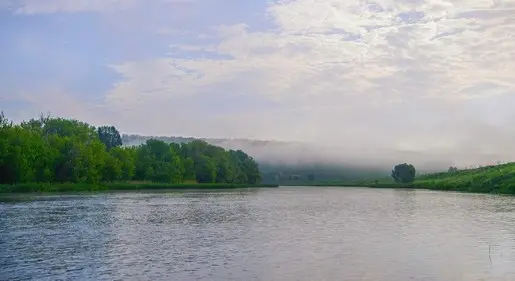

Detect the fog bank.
[{"left": 122, "top": 134, "right": 515, "bottom": 175}]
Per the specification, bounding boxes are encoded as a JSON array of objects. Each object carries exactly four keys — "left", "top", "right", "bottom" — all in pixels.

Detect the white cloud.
[
  {"left": 6, "top": 0, "right": 515, "bottom": 166},
  {"left": 103, "top": 0, "right": 515, "bottom": 164}
]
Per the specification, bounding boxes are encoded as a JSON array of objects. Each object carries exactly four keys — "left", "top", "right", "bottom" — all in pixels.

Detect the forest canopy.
[{"left": 0, "top": 113, "right": 261, "bottom": 185}]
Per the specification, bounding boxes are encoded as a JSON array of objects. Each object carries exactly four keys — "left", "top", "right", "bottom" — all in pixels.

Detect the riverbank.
[
  {"left": 283, "top": 180, "right": 515, "bottom": 195},
  {"left": 0, "top": 182, "right": 279, "bottom": 194},
  {"left": 281, "top": 162, "right": 515, "bottom": 195},
  {"left": 285, "top": 163, "right": 515, "bottom": 195}
]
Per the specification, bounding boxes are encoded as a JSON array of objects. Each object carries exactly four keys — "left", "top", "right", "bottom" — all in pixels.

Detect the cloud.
[
  {"left": 3, "top": 0, "right": 515, "bottom": 167},
  {"left": 107, "top": 0, "right": 515, "bottom": 137}
]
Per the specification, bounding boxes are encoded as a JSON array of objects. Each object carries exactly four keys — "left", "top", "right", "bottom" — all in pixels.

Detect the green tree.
[
  {"left": 230, "top": 150, "right": 261, "bottom": 184},
  {"left": 0, "top": 113, "right": 12, "bottom": 183},
  {"left": 448, "top": 166, "right": 458, "bottom": 173},
  {"left": 215, "top": 154, "right": 235, "bottom": 183},
  {"left": 110, "top": 147, "right": 136, "bottom": 180},
  {"left": 182, "top": 157, "right": 196, "bottom": 181},
  {"left": 50, "top": 136, "right": 77, "bottom": 182},
  {"left": 97, "top": 126, "right": 123, "bottom": 150},
  {"left": 0, "top": 112, "right": 11, "bottom": 127},
  {"left": 195, "top": 155, "right": 217, "bottom": 183},
  {"left": 132, "top": 139, "right": 186, "bottom": 183},
  {"left": 391, "top": 163, "right": 416, "bottom": 183},
  {"left": 68, "top": 139, "right": 107, "bottom": 183},
  {"left": 102, "top": 154, "right": 123, "bottom": 182},
  {"left": 0, "top": 112, "right": 264, "bottom": 187},
  {"left": 134, "top": 144, "right": 153, "bottom": 181},
  {"left": 166, "top": 153, "right": 184, "bottom": 183},
  {"left": 42, "top": 117, "right": 97, "bottom": 142}
]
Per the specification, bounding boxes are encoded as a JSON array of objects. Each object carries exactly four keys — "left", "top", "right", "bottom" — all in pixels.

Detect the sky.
[{"left": 1, "top": 0, "right": 515, "bottom": 165}]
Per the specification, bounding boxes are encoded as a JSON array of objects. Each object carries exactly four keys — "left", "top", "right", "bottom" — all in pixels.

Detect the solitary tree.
[
  {"left": 448, "top": 166, "right": 458, "bottom": 173},
  {"left": 97, "top": 126, "right": 122, "bottom": 150},
  {"left": 0, "top": 111, "right": 10, "bottom": 127},
  {"left": 391, "top": 163, "right": 416, "bottom": 183}
]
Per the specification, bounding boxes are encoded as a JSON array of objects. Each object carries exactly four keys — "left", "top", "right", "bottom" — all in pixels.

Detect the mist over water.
[{"left": 121, "top": 134, "right": 514, "bottom": 174}]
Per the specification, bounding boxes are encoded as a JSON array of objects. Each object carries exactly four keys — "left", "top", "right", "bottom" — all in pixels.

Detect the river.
[{"left": 1, "top": 187, "right": 515, "bottom": 280}]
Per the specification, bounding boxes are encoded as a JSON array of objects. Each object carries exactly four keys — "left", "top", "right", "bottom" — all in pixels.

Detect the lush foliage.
[
  {"left": 97, "top": 126, "right": 123, "bottom": 150},
  {"left": 412, "top": 163, "right": 515, "bottom": 194},
  {"left": 342, "top": 163, "right": 515, "bottom": 195},
  {"left": 0, "top": 113, "right": 261, "bottom": 185},
  {"left": 391, "top": 163, "right": 416, "bottom": 183}
]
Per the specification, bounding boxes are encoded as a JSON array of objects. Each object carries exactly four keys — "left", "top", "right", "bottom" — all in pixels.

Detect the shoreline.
[
  {"left": 280, "top": 182, "right": 515, "bottom": 195},
  {"left": 2, "top": 182, "right": 513, "bottom": 196},
  {"left": 0, "top": 182, "right": 279, "bottom": 194}
]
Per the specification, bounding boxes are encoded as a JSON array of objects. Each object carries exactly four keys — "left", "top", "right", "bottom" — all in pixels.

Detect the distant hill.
[
  {"left": 122, "top": 134, "right": 295, "bottom": 150},
  {"left": 123, "top": 134, "right": 515, "bottom": 186},
  {"left": 122, "top": 134, "right": 454, "bottom": 170},
  {"left": 121, "top": 134, "right": 456, "bottom": 184},
  {"left": 127, "top": 128, "right": 515, "bottom": 191}
]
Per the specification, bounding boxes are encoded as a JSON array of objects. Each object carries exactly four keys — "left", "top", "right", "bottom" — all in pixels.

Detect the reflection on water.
[{"left": 1, "top": 188, "right": 515, "bottom": 280}]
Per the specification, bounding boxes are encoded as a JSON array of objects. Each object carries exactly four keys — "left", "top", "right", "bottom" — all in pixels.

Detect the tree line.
[{"left": 0, "top": 113, "right": 261, "bottom": 185}]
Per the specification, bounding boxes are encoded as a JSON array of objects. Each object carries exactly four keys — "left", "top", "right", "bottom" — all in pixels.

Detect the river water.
[{"left": 1, "top": 187, "right": 515, "bottom": 281}]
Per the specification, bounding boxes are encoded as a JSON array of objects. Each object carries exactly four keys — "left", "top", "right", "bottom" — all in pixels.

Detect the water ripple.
[{"left": 1, "top": 188, "right": 515, "bottom": 280}]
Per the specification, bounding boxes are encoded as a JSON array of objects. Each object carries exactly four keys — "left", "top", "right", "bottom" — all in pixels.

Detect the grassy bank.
[
  {"left": 410, "top": 163, "right": 515, "bottom": 194},
  {"left": 0, "top": 182, "right": 279, "bottom": 194},
  {"left": 282, "top": 162, "right": 515, "bottom": 195}
]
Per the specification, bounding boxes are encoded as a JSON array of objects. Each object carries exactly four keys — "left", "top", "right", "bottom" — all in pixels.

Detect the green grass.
[
  {"left": 0, "top": 182, "right": 279, "bottom": 194},
  {"left": 410, "top": 163, "right": 515, "bottom": 194},
  {"left": 283, "top": 163, "right": 515, "bottom": 195}
]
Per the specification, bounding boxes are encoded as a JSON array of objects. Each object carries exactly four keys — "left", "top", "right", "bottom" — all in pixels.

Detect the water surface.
[{"left": 1, "top": 187, "right": 515, "bottom": 280}]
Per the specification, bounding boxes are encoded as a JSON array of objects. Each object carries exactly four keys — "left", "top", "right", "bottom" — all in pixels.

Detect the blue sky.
[{"left": 1, "top": 0, "right": 515, "bottom": 163}]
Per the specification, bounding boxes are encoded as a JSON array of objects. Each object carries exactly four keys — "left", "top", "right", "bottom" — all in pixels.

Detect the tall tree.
[
  {"left": 182, "top": 158, "right": 196, "bottom": 181},
  {"left": 195, "top": 155, "right": 217, "bottom": 183},
  {"left": 42, "top": 118, "right": 97, "bottom": 141},
  {"left": 0, "top": 112, "right": 9, "bottom": 127},
  {"left": 110, "top": 147, "right": 136, "bottom": 180},
  {"left": 97, "top": 126, "right": 122, "bottom": 150}
]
